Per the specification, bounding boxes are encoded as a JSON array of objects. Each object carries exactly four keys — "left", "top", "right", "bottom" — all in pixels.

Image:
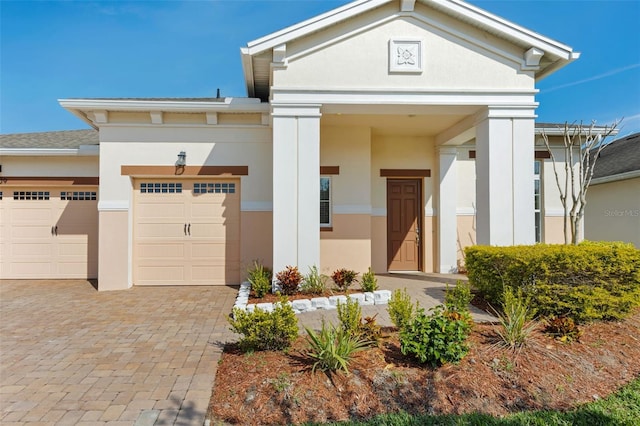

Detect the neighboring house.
[
  {"left": 585, "top": 133, "right": 640, "bottom": 247},
  {"left": 0, "top": 0, "right": 582, "bottom": 290}
]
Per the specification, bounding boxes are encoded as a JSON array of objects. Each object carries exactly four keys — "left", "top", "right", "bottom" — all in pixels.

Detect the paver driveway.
[{"left": 0, "top": 280, "right": 237, "bottom": 425}]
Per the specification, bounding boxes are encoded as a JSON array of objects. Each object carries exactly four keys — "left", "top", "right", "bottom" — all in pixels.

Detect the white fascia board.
[
  {"left": 245, "top": 0, "right": 389, "bottom": 55},
  {"left": 58, "top": 98, "right": 268, "bottom": 114},
  {"left": 432, "top": 0, "right": 576, "bottom": 60},
  {"left": 535, "top": 126, "right": 619, "bottom": 137},
  {"left": 590, "top": 170, "right": 640, "bottom": 185},
  {"left": 0, "top": 148, "right": 90, "bottom": 156},
  {"left": 240, "top": 47, "right": 256, "bottom": 98}
]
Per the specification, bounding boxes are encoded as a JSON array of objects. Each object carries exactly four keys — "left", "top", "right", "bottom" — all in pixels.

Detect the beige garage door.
[
  {"left": 0, "top": 187, "right": 98, "bottom": 279},
  {"left": 133, "top": 179, "right": 240, "bottom": 286}
]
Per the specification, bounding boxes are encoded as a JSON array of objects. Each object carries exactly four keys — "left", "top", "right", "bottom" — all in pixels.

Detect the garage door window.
[
  {"left": 194, "top": 182, "right": 235, "bottom": 194},
  {"left": 140, "top": 183, "right": 182, "bottom": 194},
  {"left": 13, "top": 191, "right": 50, "bottom": 200},
  {"left": 61, "top": 191, "right": 97, "bottom": 201}
]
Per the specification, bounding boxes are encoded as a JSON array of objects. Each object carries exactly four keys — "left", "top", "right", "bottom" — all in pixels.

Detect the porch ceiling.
[{"left": 321, "top": 112, "right": 474, "bottom": 136}]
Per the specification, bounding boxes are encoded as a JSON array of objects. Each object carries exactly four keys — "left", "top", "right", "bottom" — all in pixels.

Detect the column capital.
[
  {"left": 271, "top": 103, "right": 322, "bottom": 118},
  {"left": 473, "top": 105, "right": 537, "bottom": 124}
]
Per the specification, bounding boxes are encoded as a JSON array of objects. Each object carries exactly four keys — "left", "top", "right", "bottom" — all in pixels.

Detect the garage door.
[
  {"left": 133, "top": 179, "right": 240, "bottom": 286},
  {"left": 0, "top": 187, "right": 98, "bottom": 279}
]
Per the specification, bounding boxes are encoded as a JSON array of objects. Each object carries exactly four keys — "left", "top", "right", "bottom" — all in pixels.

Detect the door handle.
[
  {"left": 184, "top": 224, "right": 187, "bottom": 236},
  {"left": 53, "top": 226, "right": 58, "bottom": 236},
  {"left": 188, "top": 223, "right": 191, "bottom": 236},
  {"left": 51, "top": 226, "right": 54, "bottom": 236}
]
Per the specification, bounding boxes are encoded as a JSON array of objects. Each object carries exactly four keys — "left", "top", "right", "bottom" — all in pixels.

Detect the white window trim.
[
  {"left": 320, "top": 176, "right": 332, "bottom": 228},
  {"left": 534, "top": 160, "right": 543, "bottom": 243}
]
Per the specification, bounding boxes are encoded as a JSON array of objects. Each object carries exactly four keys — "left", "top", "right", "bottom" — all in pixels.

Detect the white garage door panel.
[
  {"left": 137, "top": 266, "right": 186, "bottom": 284},
  {"left": 11, "top": 242, "right": 53, "bottom": 256},
  {"left": 0, "top": 186, "right": 98, "bottom": 280},
  {"left": 137, "top": 243, "right": 186, "bottom": 259},
  {"left": 134, "top": 179, "right": 240, "bottom": 286}
]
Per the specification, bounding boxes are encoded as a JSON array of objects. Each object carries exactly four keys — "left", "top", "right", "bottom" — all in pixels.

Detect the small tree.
[{"left": 541, "top": 120, "right": 620, "bottom": 244}]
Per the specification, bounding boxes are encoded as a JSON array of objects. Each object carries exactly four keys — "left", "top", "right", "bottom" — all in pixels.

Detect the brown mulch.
[{"left": 208, "top": 310, "right": 640, "bottom": 425}]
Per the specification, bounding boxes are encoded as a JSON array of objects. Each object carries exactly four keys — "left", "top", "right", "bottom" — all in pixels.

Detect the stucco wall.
[
  {"left": 371, "top": 134, "right": 436, "bottom": 272},
  {"left": 98, "top": 125, "right": 272, "bottom": 207},
  {"left": 274, "top": 3, "right": 533, "bottom": 91},
  {"left": 585, "top": 178, "right": 640, "bottom": 247},
  {"left": 1, "top": 156, "right": 99, "bottom": 177},
  {"left": 320, "top": 125, "right": 372, "bottom": 273}
]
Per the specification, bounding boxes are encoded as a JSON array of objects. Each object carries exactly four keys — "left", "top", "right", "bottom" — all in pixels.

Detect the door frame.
[{"left": 386, "top": 178, "right": 423, "bottom": 272}]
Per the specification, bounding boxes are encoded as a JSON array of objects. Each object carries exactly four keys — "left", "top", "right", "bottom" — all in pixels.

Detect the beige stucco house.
[
  {"left": 1, "top": 0, "right": 583, "bottom": 290},
  {"left": 585, "top": 132, "right": 640, "bottom": 248}
]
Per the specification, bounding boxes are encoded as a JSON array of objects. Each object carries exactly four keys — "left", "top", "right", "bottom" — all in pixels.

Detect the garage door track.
[{"left": 0, "top": 280, "right": 237, "bottom": 425}]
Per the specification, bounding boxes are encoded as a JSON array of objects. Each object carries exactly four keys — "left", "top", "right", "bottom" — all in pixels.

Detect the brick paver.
[
  {"left": 1, "top": 274, "right": 493, "bottom": 425},
  {"left": 0, "top": 280, "right": 237, "bottom": 425}
]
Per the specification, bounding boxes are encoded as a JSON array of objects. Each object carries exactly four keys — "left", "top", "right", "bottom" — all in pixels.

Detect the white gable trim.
[
  {"left": 245, "top": 0, "right": 387, "bottom": 56},
  {"left": 243, "top": 0, "right": 577, "bottom": 74}
]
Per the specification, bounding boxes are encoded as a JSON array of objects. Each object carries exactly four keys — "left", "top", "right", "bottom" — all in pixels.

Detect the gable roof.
[
  {"left": 592, "top": 132, "right": 640, "bottom": 182},
  {"left": 242, "top": 0, "right": 579, "bottom": 100},
  {"left": 0, "top": 129, "right": 98, "bottom": 150}
]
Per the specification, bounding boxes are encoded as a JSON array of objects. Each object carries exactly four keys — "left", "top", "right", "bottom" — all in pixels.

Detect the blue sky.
[{"left": 1, "top": 0, "right": 639, "bottom": 137}]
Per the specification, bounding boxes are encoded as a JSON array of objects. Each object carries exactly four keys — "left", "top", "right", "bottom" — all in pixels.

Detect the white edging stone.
[
  {"left": 311, "top": 297, "right": 331, "bottom": 310},
  {"left": 234, "top": 282, "right": 390, "bottom": 315},
  {"left": 373, "top": 290, "right": 392, "bottom": 304}
]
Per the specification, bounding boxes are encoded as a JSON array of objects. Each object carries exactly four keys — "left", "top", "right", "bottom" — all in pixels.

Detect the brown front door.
[{"left": 387, "top": 179, "right": 421, "bottom": 271}]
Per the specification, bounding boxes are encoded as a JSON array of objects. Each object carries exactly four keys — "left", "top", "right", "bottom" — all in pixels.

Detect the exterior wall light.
[{"left": 176, "top": 151, "right": 187, "bottom": 167}]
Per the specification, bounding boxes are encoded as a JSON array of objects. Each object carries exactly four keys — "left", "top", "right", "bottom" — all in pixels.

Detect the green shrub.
[
  {"left": 275, "top": 265, "right": 303, "bottom": 295},
  {"left": 331, "top": 268, "right": 358, "bottom": 291},
  {"left": 444, "top": 280, "right": 473, "bottom": 313},
  {"left": 337, "top": 297, "right": 362, "bottom": 336},
  {"left": 465, "top": 241, "right": 640, "bottom": 322},
  {"left": 300, "top": 266, "right": 327, "bottom": 295},
  {"left": 387, "top": 288, "right": 418, "bottom": 330},
  {"left": 360, "top": 267, "right": 378, "bottom": 292},
  {"left": 305, "top": 321, "right": 370, "bottom": 374},
  {"left": 400, "top": 305, "right": 472, "bottom": 366},
  {"left": 495, "top": 287, "right": 537, "bottom": 349},
  {"left": 247, "top": 260, "right": 272, "bottom": 298},
  {"left": 228, "top": 296, "right": 298, "bottom": 351}
]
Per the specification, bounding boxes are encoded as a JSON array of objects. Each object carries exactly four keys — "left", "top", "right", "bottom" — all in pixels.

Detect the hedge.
[{"left": 464, "top": 241, "right": 640, "bottom": 322}]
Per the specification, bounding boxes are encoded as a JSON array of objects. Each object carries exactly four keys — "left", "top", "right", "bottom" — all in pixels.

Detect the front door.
[{"left": 387, "top": 179, "right": 421, "bottom": 271}]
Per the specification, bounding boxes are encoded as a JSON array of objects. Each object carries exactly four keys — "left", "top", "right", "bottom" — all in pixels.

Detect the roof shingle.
[{"left": 0, "top": 129, "right": 99, "bottom": 149}]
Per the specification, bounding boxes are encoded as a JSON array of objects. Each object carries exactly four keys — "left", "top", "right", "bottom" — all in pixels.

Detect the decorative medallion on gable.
[{"left": 389, "top": 38, "right": 423, "bottom": 73}]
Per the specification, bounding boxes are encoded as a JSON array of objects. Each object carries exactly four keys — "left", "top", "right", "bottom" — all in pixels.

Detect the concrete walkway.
[
  {"left": 295, "top": 273, "right": 496, "bottom": 332},
  {"left": 0, "top": 274, "right": 494, "bottom": 425},
  {"left": 0, "top": 280, "right": 237, "bottom": 425}
]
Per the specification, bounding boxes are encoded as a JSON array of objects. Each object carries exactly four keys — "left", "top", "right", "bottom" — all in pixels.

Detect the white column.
[
  {"left": 271, "top": 104, "right": 322, "bottom": 276},
  {"left": 475, "top": 107, "right": 536, "bottom": 246},
  {"left": 512, "top": 118, "right": 535, "bottom": 245},
  {"left": 437, "top": 146, "right": 458, "bottom": 273}
]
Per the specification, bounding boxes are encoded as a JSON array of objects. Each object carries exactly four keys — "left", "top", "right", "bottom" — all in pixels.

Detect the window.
[
  {"left": 13, "top": 191, "right": 50, "bottom": 200},
  {"left": 534, "top": 160, "right": 542, "bottom": 243},
  {"left": 140, "top": 182, "right": 182, "bottom": 193},
  {"left": 194, "top": 182, "right": 236, "bottom": 194},
  {"left": 61, "top": 191, "right": 97, "bottom": 201},
  {"left": 320, "top": 177, "right": 331, "bottom": 227}
]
